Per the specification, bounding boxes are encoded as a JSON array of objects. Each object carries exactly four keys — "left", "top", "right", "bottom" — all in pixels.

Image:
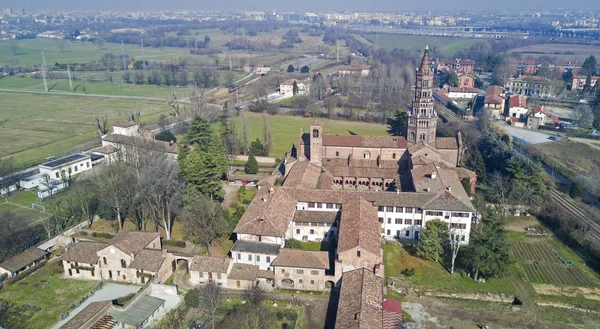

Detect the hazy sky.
[{"left": 0, "top": 0, "right": 596, "bottom": 12}]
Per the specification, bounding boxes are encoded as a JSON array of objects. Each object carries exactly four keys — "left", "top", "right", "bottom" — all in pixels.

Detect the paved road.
[
  {"left": 499, "top": 123, "right": 559, "bottom": 145},
  {"left": 51, "top": 283, "right": 141, "bottom": 329}
]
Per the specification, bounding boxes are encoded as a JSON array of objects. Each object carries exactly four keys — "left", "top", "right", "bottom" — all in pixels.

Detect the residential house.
[
  {"left": 508, "top": 94, "right": 528, "bottom": 120},
  {"left": 446, "top": 86, "right": 480, "bottom": 99},
  {"left": 38, "top": 154, "right": 92, "bottom": 181},
  {"left": 457, "top": 73, "right": 475, "bottom": 88},
  {"left": 291, "top": 210, "right": 339, "bottom": 242},
  {"left": 227, "top": 263, "right": 275, "bottom": 290},
  {"left": 527, "top": 105, "right": 548, "bottom": 129},
  {"left": 280, "top": 79, "right": 309, "bottom": 95},
  {"left": 60, "top": 242, "right": 107, "bottom": 280},
  {"left": 572, "top": 75, "right": 599, "bottom": 91},
  {"left": 339, "top": 64, "right": 372, "bottom": 77},
  {"left": 435, "top": 58, "right": 475, "bottom": 74},
  {"left": 484, "top": 85, "right": 505, "bottom": 119},
  {"left": 189, "top": 255, "right": 233, "bottom": 286},
  {"left": 506, "top": 76, "right": 554, "bottom": 97},
  {"left": 243, "top": 64, "right": 271, "bottom": 75},
  {"left": 272, "top": 249, "right": 332, "bottom": 291},
  {"left": 96, "top": 122, "right": 178, "bottom": 162},
  {"left": 231, "top": 240, "right": 280, "bottom": 271},
  {"left": 0, "top": 247, "right": 48, "bottom": 279}
]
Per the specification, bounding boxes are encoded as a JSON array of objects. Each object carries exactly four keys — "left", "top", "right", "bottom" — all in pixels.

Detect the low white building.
[
  {"left": 230, "top": 240, "right": 280, "bottom": 271},
  {"left": 189, "top": 255, "right": 233, "bottom": 287},
  {"left": 38, "top": 153, "right": 92, "bottom": 181},
  {"left": 508, "top": 94, "right": 528, "bottom": 120}
]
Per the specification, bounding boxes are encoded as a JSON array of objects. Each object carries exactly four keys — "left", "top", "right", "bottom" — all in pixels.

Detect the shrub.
[
  {"left": 245, "top": 154, "right": 259, "bottom": 174},
  {"left": 91, "top": 232, "right": 114, "bottom": 239},
  {"left": 162, "top": 239, "right": 186, "bottom": 248},
  {"left": 79, "top": 231, "right": 88, "bottom": 236},
  {"left": 401, "top": 267, "right": 416, "bottom": 277},
  {"left": 285, "top": 239, "right": 302, "bottom": 249},
  {"left": 155, "top": 130, "right": 177, "bottom": 143}
]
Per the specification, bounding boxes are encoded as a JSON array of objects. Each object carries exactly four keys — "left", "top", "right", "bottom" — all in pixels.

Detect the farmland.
[
  {"left": 522, "top": 263, "right": 596, "bottom": 286},
  {"left": 510, "top": 43, "right": 600, "bottom": 62},
  {"left": 530, "top": 140, "right": 600, "bottom": 179},
  {"left": 513, "top": 242, "right": 560, "bottom": 263},
  {"left": 363, "top": 34, "right": 480, "bottom": 56}
]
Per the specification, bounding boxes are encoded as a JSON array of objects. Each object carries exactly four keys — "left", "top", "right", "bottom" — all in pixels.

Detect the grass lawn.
[
  {"left": 0, "top": 261, "right": 96, "bottom": 329},
  {"left": 383, "top": 241, "right": 515, "bottom": 295},
  {"left": 0, "top": 91, "right": 170, "bottom": 168},
  {"left": 239, "top": 112, "right": 388, "bottom": 157},
  {"left": 533, "top": 140, "right": 600, "bottom": 179},
  {"left": 90, "top": 218, "right": 187, "bottom": 241},
  {"left": 364, "top": 34, "right": 479, "bottom": 57}
]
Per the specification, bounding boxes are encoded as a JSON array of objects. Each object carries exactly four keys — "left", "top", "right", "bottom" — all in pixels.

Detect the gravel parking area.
[{"left": 500, "top": 123, "right": 559, "bottom": 145}]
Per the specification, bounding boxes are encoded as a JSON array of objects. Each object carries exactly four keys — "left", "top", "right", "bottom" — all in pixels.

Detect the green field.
[
  {"left": 241, "top": 112, "right": 389, "bottom": 157},
  {"left": 0, "top": 91, "right": 170, "bottom": 168},
  {"left": 364, "top": 34, "right": 479, "bottom": 57},
  {"left": 0, "top": 261, "right": 97, "bottom": 329},
  {"left": 0, "top": 38, "right": 192, "bottom": 68}
]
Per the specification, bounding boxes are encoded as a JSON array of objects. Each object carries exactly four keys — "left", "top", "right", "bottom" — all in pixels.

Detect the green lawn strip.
[
  {"left": 0, "top": 261, "right": 96, "bottom": 329},
  {"left": 383, "top": 242, "right": 515, "bottom": 295},
  {"left": 363, "top": 34, "right": 479, "bottom": 56},
  {"left": 536, "top": 294, "right": 600, "bottom": 311},
  {"left": 237, "top": 113, "right": 388, "bottom": 158},
  {"left": 300, "top": 241, "right": 322, "bottom": 251}
]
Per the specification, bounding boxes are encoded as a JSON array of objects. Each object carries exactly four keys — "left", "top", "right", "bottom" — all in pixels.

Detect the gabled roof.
[
  {"left": 338, "top": 198, "right": 381, "bottom": 255},
  {"left": 228, "top": 263, "right": 274, "bottom": 281},
  {"left": 283, "top": 160, "right": 321, "bottom": 189},
  {"left": 108, "top": 231, "right": 160, "bottom": 256},
  {"left": 435, "top": 137, "right": 458, "bottom": 150},
  {"left": 335, "top": 268, "right": 383, "bottom": 329},
  {"left": 128, "top": 249, "right": 164, "bottom": 272},
  {"left": 293, "top": 210, "right": 339, "bottom": 224},
  {"left": 113, "top": 121, "right": 137, "bottom": 128},
  {"left": 234, "top": 187, "right": 297, "bottom": 237},
  {"left": 231, "top": 240, "right": 281, "bottom": 255},
  {"left": 410, "top": 163, "right": 474, "bottom": 212},
  {"left": 509, "top": 94, "right": 527, "bottom": 109},
  {"left": 272, "top": 249, "right": 330, "bottom": 269},
  {"left": 484, "top": 85, "right": 504, "bottom": 104},
  {"left": 102, "top": 134, "right": 178, "bottom": 154},
  {"left": 92, "top": 144, "right": 118, "bottom": 155},
  {"left": 60, "top": 242, "right": 108, "bottom": 264},
  {"left": 0, "top": 247, "right": 47, "bottom": 273},
  {"left": 190, "top": 255, "right": 231, "bottom": 273},
  {"left": 382, "top": 299, "right": 402, "bottom": 329},
  {"left": 59, "top": 301, "right": 112, "bottom": 329},
  {"left": 533, "top": 105, "right": 547, "bottom": 115},
  {"left": 322, "top": 135, "right": 407, "bottom": 148}
]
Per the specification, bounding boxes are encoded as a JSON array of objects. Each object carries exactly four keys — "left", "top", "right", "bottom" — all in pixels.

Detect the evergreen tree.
[
  {"left": 386, "top": 110, "right": 408, "bottom": 137},
  {"left": 262, "top": 112, "right": 272, "bottom": 155},
  {"left": 179, "top": 136, "right": 228, "bottom": 201},
  {"left": 581, "top": 55, "right": 597, "bottom": 76},
  {"left": 187, "top": 116, "right": 213, "bottom": 152},
  {"left": 463, "top": 211, "right": 511, "bottom": 280},
  {"left": 287, "top": 64, "right": 295, "bottom": 73},
  {"left": 245, "top": 154, "right": 258, "bottom": 174},
  {"left": 292, "top": 81, "right": 299, "bottom": 96},
  {"left": 249, "top": 138, "right": 266, "bottom": 156},
  {"left": 300, "top": 65, "right": 310, "bottom": 73},
  {"left": 155, "top": 130, "right": 177, "bottom": 143},
  {"left": 416, "top": 219, "right": 449, "bottom": 263},
  {"left": 466, "top": 149, "right": 486, "bottom": 181}
]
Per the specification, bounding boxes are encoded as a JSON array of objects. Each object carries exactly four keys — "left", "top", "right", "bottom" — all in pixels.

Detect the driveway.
[
  {"left": 499, "top": 123, "right": 558, "bottom": 145},
  {"left": 51, "top": 283, "right": 141, "bottom": 329}
]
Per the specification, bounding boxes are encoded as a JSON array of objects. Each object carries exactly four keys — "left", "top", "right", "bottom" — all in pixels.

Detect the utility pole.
[
  {"left": 229, "top": 52, "right": 232, "bottom": 71},
  {"left": 41, "top": 51, "right": 48, "bottom": 92},
  {"left": 336, "top": 40, "right": 340, "bottom": 77},
  {"left": 120, "top": 41, "right": 127, "bottom": 71},
  {"left": 67, "top": 63, "right": 73, "bottom": 92}
]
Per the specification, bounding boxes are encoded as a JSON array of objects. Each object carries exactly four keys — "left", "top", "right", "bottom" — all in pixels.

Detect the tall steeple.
[{"left": 407, "top": 46, "right": 437, "bottom": 146}]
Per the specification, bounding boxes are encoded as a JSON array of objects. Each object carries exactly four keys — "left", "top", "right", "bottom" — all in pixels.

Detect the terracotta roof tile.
[
  {"left": 382, "top": 299, "right": 402, "bottom": 329},
  {"left": 435, "top": 137, "right": 458, "bottom": 150},
  {"left": 338, "top": 198, "right": 381, "bottom": 255},
  {"left": 228, "top": 263, "right": 267, "bottom": 281},
  {"left": 190, "top": 256, "right": 231, "bottom": 273},
  {"left": 108, "top": 231, "right": 160, "bottom": 256},
  {"left": 0, "top": 247, "right": 47, "bottom": 273},
  {"left": 59, "top": 301, "right": 112, "bottom": 329},
  {"left": 484, "top": 85, "right": 504, "bottom": 104},
  {"left": 509, "top": 94, "right": 527, "bottom": 109},
  {"left": 283, "top": 160, "right": 322, "bottom": 189},
  {"left": 113, "top": 121, "right": 137, "bottom": 128},
  {"left": 128, "top": 249, "right": 164, "bottom": 272},
  {"left": 322, "top": 135, "right": 407, "bottom": 148},
  {"left": 272, "top": 249, "right": 329, "bottom": 269},
  {"left": 60, "top": 242, "right": 108, "bottom": 264},
  {"left": 234, "top": 187, "right": 297, "bottom": 237},
  {"left": 335, "top": 268, "right": 383, "bottom": 329},
  {"left": 92, "top": 144, "right": 118, "bottom": 155},
  {"left": 102, "top": 134, "right": 178, "bottom": 154},
  {"left": 293, "top": 210, "right": 339, "bottom": 224}
]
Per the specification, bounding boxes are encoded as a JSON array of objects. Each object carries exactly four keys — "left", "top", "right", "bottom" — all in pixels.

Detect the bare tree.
[
  {"left": 95, "top": 38, "right": 105, "bottom": 50},
  {"left": 167, "top": 92, "right": 186, "bottom": 118},
  {"left": 56, "top": 38, "right": 68, "bottom": 53},
  {"left": 41, "top": 173, "right": 54, "bottom": 196},
  {"left": 137, "top": 156, "right": 184, "bottom": 240},
  {"left": 573, "top": 104, "right": 594, "bottom": 128},
  {"left": 68, "top": 182, "right": 98, "bottom": 226},
  {"left": 155, "top": 306, "right": 187, "bottom": 329},
  {"left": 8, "top": 38, "right": 19, "bottom": 55},
  {"left": 189, "top": 88, "right": 207, "bottom": 118},
  {"left": 262, "top": 111, "right": 271, "bottom": 155},
  {"left": 94, "top": 115, "right": 110, "bottom": 136},
  {"left": 240, "top": 110, "right": 250, "bottom": 154},
  {"left": 243, "top": 282, "right": 267, "bottom": 305},
  {"left": 93, "top": 163, "right": 136, "bottom": 229},
  {"left": 486, "top": 172, "right": 513, "bottom": 215},
  {"left": 199, "top": 283, "right": 223, "bottom": 329},
  {"left": 449, "top": 228, "right": 466, "bottom": 274},
  {"left": 180, "top": 195, "right": 228, "bottom": 253}
]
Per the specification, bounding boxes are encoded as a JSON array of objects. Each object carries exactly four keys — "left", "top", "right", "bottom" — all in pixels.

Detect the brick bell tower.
[
  {"left": 309, "top": 121, "right": 322, "bottom": 165},
  {"left": 407, "top": 45, "right": 437, "bottom": 145}
]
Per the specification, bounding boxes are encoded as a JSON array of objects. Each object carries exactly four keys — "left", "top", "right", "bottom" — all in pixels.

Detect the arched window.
[
  {"left": 120, "top": 259, "right": 126, "bottom": 268},
  {"left": 419, "top": 134, "right": 426, "bottom": 141},
  {"left": 392, "top": 153, "right": 397, "bottom": 159},
  {"left": 335, "top": 151, "right": 339, "bottom": 157},
  {"left": 363, "top": 152, "right": 371, "bottom": 159},
  {"left": 312, "top": 129, "right": 319, "bottom": 138},
  {"left": 103, "top": 257, "right": 107, "bottom": 265},
  {"left": 409, "top": 132, "right": 415, "bottom": 141}
]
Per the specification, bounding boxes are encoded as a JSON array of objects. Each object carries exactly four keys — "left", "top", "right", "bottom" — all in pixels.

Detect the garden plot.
[
  {"left": 523, "top": 263, "right": 596, "bottom": 286},
  {"left": 513, "top": 242, "right": 560, "bottom": 263}
]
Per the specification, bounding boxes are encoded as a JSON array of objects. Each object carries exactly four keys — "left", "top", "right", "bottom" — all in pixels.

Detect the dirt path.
[{"left": 222, "top": 183, "right": 240, "bottom": 208}]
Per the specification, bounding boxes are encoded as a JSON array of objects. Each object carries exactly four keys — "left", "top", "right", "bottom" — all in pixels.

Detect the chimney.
[
  {"left": 446, "top": 186, "right": 452, "bottom": 192},
  {"left": 431, "top": 172, "right": 437, "bottom": 179},
  {"left": 169, "top": 140, "right": 174, "bottom": 146},
  {"left": 269, "top": 187, "right": 274, "bottom": 194}
]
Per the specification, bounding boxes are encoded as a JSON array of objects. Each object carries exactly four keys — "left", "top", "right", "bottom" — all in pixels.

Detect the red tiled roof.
[
  {"left": 335, "top": 268, "right": 383, "bottom": 329},
  {"left": 60, "top": 242, "right": 108, "bottom": 264},
  {"left": 509, "top": 95, "right": 527, "bottom": 109},
  {"left": 533, "top": 105, "right": 547, "bottom": 114},
  {"left": 272, "top": 249, "right": 330, "bottom": 269},
  {"left": 338, "top": 198, "right": 381, "bottom": 255},
  {"left": 128, "top": 249, "right": 164, "bottom": 272},
  {"left": 484, "top": 85, "right": 504, "bottom": 104},
  {"left": 435, "top": 137, "right": 458, "bottom": 150},
  {"left": 322, "top": 135, "right": 407, "bottom": 148},
  {"left": 382, "top": 299, "right": 402, "bottom": 329},
  {"left": 108, "top": 231, "right": 160, "bottom": 256},
  {"left": 103, "top": 134, "right": 178, "bottom": 154}
]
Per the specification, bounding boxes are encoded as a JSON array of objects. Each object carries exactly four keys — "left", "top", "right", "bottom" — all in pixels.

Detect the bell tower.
[
  {"left": 407, "top": 45, "right": 437, "bottom": 146},
  {"left": 309, "top": 121, "right": 322, "bottom": 165}
]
